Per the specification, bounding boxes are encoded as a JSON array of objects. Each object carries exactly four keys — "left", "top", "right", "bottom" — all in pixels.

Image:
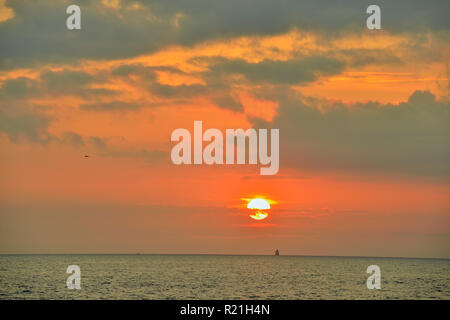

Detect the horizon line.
[{"left": 0, "top": 253, "right": 449, "bottom": 260}]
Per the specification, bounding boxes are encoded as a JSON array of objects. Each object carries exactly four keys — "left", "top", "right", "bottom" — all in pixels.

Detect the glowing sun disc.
[{"left": 247, "top": 198, "right": 271, "bottom": 210}]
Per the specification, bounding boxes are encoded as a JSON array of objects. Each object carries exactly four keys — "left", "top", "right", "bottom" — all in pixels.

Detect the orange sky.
[{"left": 0, "top": 0, "right": 449, "bottom": 257}]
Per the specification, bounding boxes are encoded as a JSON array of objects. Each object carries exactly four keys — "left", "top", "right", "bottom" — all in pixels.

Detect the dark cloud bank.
[{"left": 0, "top": 0, "right": 448, "bottom": 68}]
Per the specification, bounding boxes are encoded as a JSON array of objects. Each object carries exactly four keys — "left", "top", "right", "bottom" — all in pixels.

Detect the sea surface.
[{"left": 0, "top": 255, "right": 448, "bottom": 299}]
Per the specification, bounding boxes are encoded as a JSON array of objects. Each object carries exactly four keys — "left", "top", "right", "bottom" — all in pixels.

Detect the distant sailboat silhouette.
[{"left": 274, "top": 249, "right": 280, "bottom": 256}]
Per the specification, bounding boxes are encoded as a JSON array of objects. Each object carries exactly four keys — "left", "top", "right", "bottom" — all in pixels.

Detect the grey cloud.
[
  {"left": 148, "top": 82, "right": 208, "bottom": 99},
  {"left": 0, "top": 77, "right": 36, "bottom": 99},
  {"left": 1, "top": 0, "right": 448, "bottom": 69},
  {"left": 111, "top": 63, "right": 244, "bottom": 111},
  {"left": 211, "top": 94, "right": 243, "bottom": 111},
  {"left": 60, "top": 134, "right": 110, "bottom": 151},
  {"left": 168, "top": 0, "right": 450, "bottom": 45},
  {"left": 0, "top": 96, "right": 55, "bottom": 144},
  {"left": 336, "top": 49, "right": 404, "bottom": 67},
  {"left": 0, "top": 100, "right": 165, "bottom": 165},
  {"left": 111, "top": 65, "right": 211, "bottom": 102},
  {"left": 0, "top": 0, "right": 173, "bottom": 69},
  {"left": 0, "top": 100, "right": 110, "bottom": 150},
  {"left": 61, "top": 131, "right": 84, "bottom": 147},
  {"left": 252, "top": 90, "right": 450, "bottom": 180},
  {"left": 80, "top": 101, "right": 141, "bottom": 112},
  {"left": 40, "top": 70, "right": 94, "bottom": 88},
  {"left": 111, "top": 65, "right": 158, "bottom": 80},
  {"left": 59, "top": 133, "right": 109, "bottom": 151},
  {"left": 87, "top": 136, "right": 107, "bottom": 150},
  {"left": 40, "top": 70, "right": 115, "bottom": 97},
  {"left": 0, "top": 112, "right": 52, "bottom": 143},
  {"left": 0, "top": 69, "right": 115, "bottom": 100},
  {"left": 211, "top": 56, "right": 344, "bottom": 84}
]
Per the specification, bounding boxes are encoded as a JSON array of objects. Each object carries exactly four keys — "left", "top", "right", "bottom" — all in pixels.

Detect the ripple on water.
[{"left": 0, "top": 255, "right": 448, "bottom": 299}]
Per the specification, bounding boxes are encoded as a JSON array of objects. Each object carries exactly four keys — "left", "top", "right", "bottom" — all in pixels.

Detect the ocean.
[{"left": 0, "top": 255, "right": 448, "bottom": 299}]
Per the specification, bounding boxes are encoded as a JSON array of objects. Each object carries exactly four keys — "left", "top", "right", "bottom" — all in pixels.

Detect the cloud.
[
  {"left": 252, "top": 89, "right": 450, "bottom": 180},
  {"left": 1, "top": 0, "right": 448, "bottom": 69},
  {"left": 61, "top": 131, "right": 84, "bottom": 147},
  {"left": 59, "top": 133, "right": 110, "bottom": 150},
  {"left": 336, "top": 49, "right": 404, "bottom": 67},
  {"left": 39, "top": 70, "right": 116, "bottom": 97},
  {"left": 148, "top": 82, "right": 207, "bottom": 98},
  {"left": 40, "top": 70, "right": 94, "bottom": 89},
  {"left": 211, "top": 94, "right": 243, "bottom": 111},
  {"left": 0, "top": 97, "right": 111, "bottom": 150},
  {"left": 111, "top": 64, "right": 159, "bottom": 79},
  {"left": 0, "top": 1, "right": 448, "bottom": 178},
  {"left": 0, "top": 69, "right": 115, "bottom": 101},
  {"left": 0, "top": 111, "right": 52, "bottom": 143},
  {"left": 210, "top": 56, "right": 344, "bottom": 84},
  {"left": 0, "top": 0, "right": 177, "bottom": 69},
  {"left": 0, "top": 77, "right": 36, "bottom": 99},
  {"left": 80, "top": 101, "right": 141, "bottom": 112},
  {"left": 87, "top": 136, "right": 107, "bottom": 150}
]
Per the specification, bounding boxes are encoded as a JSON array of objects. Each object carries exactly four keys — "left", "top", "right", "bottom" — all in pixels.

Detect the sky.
[{"left": 0, "top": 0, "right": 449, "bottom": 258}]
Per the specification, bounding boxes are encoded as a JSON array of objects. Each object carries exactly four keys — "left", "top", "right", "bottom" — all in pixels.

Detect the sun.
[
  {"left": 249, "top": 211, "right": 269, "bottom": 220},
  {"left": 247, "top": 198, "right": 271, "bottom": 210},
  {"left": 246, "top": 198, "right": 272, "bottom": 220}
]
